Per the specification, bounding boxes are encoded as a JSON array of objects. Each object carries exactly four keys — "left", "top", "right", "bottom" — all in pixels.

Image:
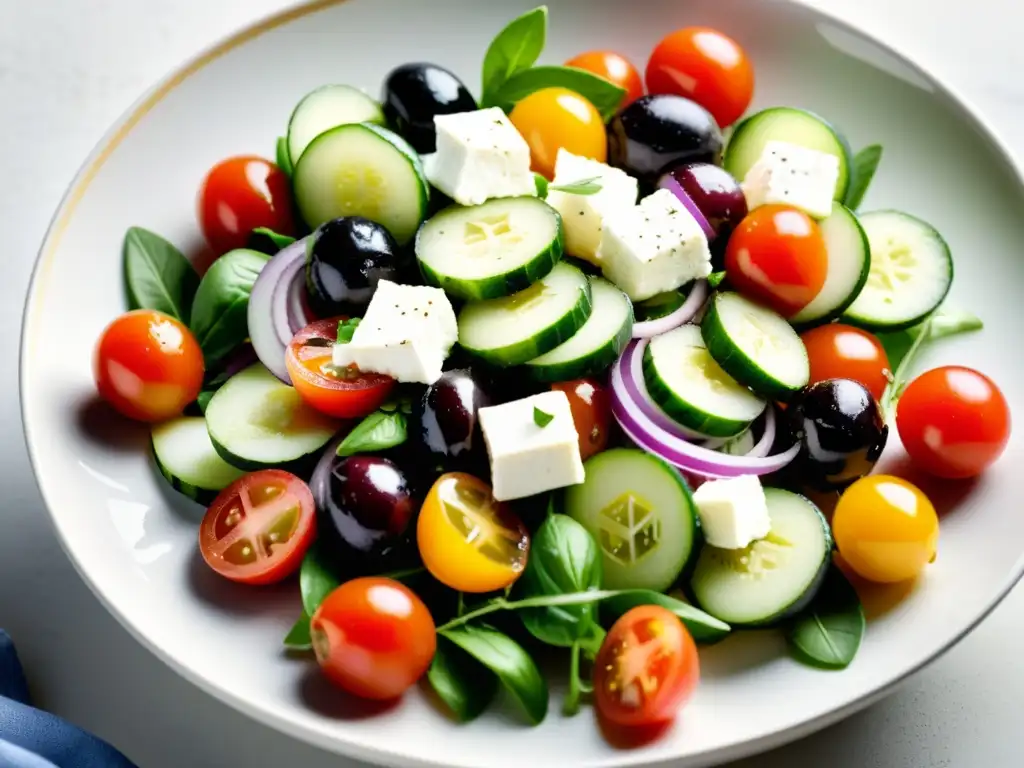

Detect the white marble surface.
[{"left": 1, "top": 1, "right": 1021, "bottom": 766}]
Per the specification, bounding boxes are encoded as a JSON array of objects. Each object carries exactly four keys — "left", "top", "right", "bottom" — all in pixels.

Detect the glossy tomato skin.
[
  {"left": 509, "top": 87, "right": 607, "bottom": 179},
  {"left": 594, "top": 605, "right": 699, "bottom": 727},
  {"left": 311, "top": 577, "right": 436, "bottom": 700},
  {"left": 724, "top": 204, "right": 828, "bottom": 318},
  {"left": 565, "top": 50, "right": 645, "bottom": 107},
  {"left": 199, "top": 156, "right": 295, "bottom": 255},
  {"left": 93, "top": 309, "right": 204, "bottom": 422},
  {"left": 551, "top": 378, "right": 611, "bottom": 461},
  {"left": 645, "top": 27, "right": 754, "bottom": 128},
  {"left": 896, "top": 366, "right": 1011, "bottom": 479},
  {"left": 801, "top": 324, "right": 890, "bottom": 402}
]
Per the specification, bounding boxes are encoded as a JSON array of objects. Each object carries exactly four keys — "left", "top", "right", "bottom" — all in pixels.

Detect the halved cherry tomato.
[
  {"left": 551, "top": 378, "right": 611, "bottom": 461},
  {"left": 896, "top": 366, "right": 1011, "bottom": 479},
  {"left": 198, "top": 155, "right": 295, "bottom": 255},
  {"left": 801, "top": 324, "right": 890, "bottom": 402},
  {"left": 594, "top": 605, "right": 699, "bottom": 727},
  {"left": 565, "top": 50, "right": 645, "bottom": 107},
  {"left": 311, "top": 576, "right": 436, "bottom": 700},
  {"left": 724, "top": 204, "right": 828, "bottom": 318},
  {"left": 417, "top": 473, "right": 530, "bottom": 593},
  {"left": 285, "top": 318, "right": 394, "bottom": 419},
  {"left": 93, "top": 309, "right": 204, "bottom": 422},
  {"left": 199, "top": 470, "right": 316, "bottom": 585},
  {"left": 509, "top": 87, "right": 607, "bottom": 179},
  {"left": 645, "top": 27, "right": 754, "bottom": 128}
]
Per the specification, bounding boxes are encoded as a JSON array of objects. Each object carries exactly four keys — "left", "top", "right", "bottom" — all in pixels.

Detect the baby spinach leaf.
[
  {"left": 481, "top": 6, "right": 548, "bottom": 104},
  {"left": 493, "top": 66, "right": 626, "bottom": 121},
  {"left": 188, "top": 248, "right": 270, "bottom": 365},
  {"left": 336, "top": 411, "right": 408, "bottom": 456},
  {"left": 299, "top": 541, "right": 345, "bottom": 617},
  {"left": 548, "top": 176, "right": 603, "bottom": 195},
  {"left": 276, "top": 135, "right": 293, "bottom": 177},
  {"left": 787, "top": 566, "right": 865, "bottom": 669},
  {"left": 599, "top": 589, "right": 731, "bottom": 644},
  {"left": 844, "top": 144, "right": 883, "bottom": 211},
  {"left": 123, "top": 226, "right": 200, "bottom": 322},
  {"left": 427, "top": 636, "right": 499, "bottom": 723},
  {"left": 283, "top": 611, "right": 313, "bottom": 652},
  {"left": 247, "top": 227, "right": 296, "bottom": 255}
]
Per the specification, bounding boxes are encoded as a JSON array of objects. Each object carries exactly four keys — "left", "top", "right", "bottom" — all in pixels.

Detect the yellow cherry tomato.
[
  {"left": 508, "top": 87, "right": 607, "bottom": 179},
  {"left": 417, "top": 473, "right": 530, "bottom": 593},
  {"left": 832, "top": 475, "right": 939, "bottom": 584}
]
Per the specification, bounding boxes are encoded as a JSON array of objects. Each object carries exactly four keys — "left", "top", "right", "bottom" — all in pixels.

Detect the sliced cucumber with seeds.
[
  {"left": 635, "top": 287, "right": 687, "bottom": 322},
  {"left": 841, "top": 210, "right": 953, "bottom": 332},
  {"left": 287, "top": 85, "right": 385, "bottom": 166},
  {"left": 690, "top": 488, "right": 832, "bottom": 627},
  {"left": 525, "top": 277, "right": 632, "bottom": 382},
  {"left": 416, "top": 197, "right": 564, "bottom": 300},
  {"left": 457, "top": 262, "right": 592, "bottom": 367},
  {"left": 701, "top": 292, "right": 809, "bottom": 400},
  {"left": 643, "top": 324, "right": 766, "bottom": 438},
  {"left": 152, "top": 417, "right": 245, "bottom": 504}
]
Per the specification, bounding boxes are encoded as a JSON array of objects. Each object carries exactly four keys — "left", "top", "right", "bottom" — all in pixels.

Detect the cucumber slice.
[
  {"left": 287, "top": 84, "right": 385, "bottom": 166},
  {"left": 415, "top": 197, "right": 564, "bottom": 300},
  {"left": 725, "top": 107, "right": 852, "bottom": 200},
  {"left": 643, "top": 324, "right": 766, "bottom": 438},
  {"left": 293, "top": 123, "right": 428, "bottom": 244},
  {"left": 791, "top": 202, "right": 871, "bottom": 328},
  {"left": 205, "top": 363, "right": 340, "bottom": 471},
  {"left": 524, "top": 277, "right": 633, "bottom": 382},
  {"left": 635, "top": 288, "right": 687, "bottom": 322},
  {"left": 564, "top": 448, "right": 698, "bottom": 592},
  {"left": 841, "top": 210, "right": 953, "bottom": 332},
  {"left": 151, "top": 417, "right": 246, "bottom": 504},
  {"left": 457, "top": 262, "right": 592, "bottom": 367},
  {"left": 690, "top": 488, "right": 832, "bottom": 626},
  {"left": 701, "top": 292, "right": 810, "bottom": 400}
]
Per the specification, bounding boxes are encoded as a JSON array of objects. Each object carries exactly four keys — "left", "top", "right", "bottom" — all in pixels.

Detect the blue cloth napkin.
[{"left": 0, "top": 630, "right": 137, "bottom": 767}]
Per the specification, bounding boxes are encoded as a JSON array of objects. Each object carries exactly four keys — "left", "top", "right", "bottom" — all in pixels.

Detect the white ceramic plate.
[{"left": 20, "top": 0, "right": 1024, "bottom": 766}]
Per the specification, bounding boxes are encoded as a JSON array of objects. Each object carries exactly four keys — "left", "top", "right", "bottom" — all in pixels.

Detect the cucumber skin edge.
[
  {"left": 152, "top": 442, "right": 218, "bottom": 506},
  {"left": 524, "top": 304, "right": 633, "bottom": 383}
]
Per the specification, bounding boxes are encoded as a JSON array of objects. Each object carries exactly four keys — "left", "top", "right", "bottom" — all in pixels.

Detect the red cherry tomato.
[
  {"left": 551, "top": 378, "right": 611, "bottom": 461},
  {"left": 285, "top": 318, "right": 395, "bottom": 419},
  {"left": 93, "top": 309, "right": 204, "bottom": 422},
  {"left": 800, "top": 324, "right": 890, "bottom": 402},
  {"left": 896, "top": 366, "right": 1011, "bottom": 479},
  {"left": 311, "top": 577, "right": 436, "bottom": 700},
  {"left": 646, "top": 27, "right": 754, "bottom": 128},
  {"left": 724, "top": 204, "right": 828, "bottom": 318},
  {"left": 198, "top": 156, "right": 295, "bottom": 255},
  {"left": 593, "top": 605, "right": 699, "bottom": 727},
  {"left": 199, "top": 470, "right": 316, "bottom": 585},
  {"left": 565, "top": 50, "right": 645, "bottom": 107}
]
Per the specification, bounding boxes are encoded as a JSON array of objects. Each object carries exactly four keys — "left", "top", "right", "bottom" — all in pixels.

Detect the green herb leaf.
[
  {"left": 599, "top": 589, "right": 731, "bottom": 644},
  {"left": 336, "top": 411, "right": 408, "bottom": 457},
  {"left": 493, "top": 65, "right": 626, "bottom": 121},
  {"left": 276, "top": 135, "right": 294, "bottom": 177},
  {"left": 787, "top": 566, "right": 865, "bottom": 669},
  {"left": 481, "top": 6, "right": 548, "bottom": 104},
  {"left": 707, "top": 271, "right": 727, "bottom": 290},
  {"left": 533, "top": 407, "right": 554, "bottom": 428},
  {"left": 248, "top": 227, "right": 297, "bottom": 255},
  {"left": 336, "top": 317, "right": 361, "bottom": 344},
  {"left": 299, "top": 541, "right": 345, "bottom": 617},
  {"left": 196, "top": 390, "right": 216, "bottom": 414},
  {"left": 548, "top": 176, "right": 603, "bottom": 195},
  {"left": 440, "top": 625, "right": 548, "bottom": 725},
  {"left": 533, "top": 172, "right": 549, "bottom": 199},
  {"left": 844, "top": 145, "right": 883, "bottom": 211},
  {"left": 427, "top": 636, "right": 499, "bottom": 722},
  {"left": 122, "top": 226, "right": 200, "bottom": 322},
  {"left": 283, "top": 611, "right": 313, "bottom": 651}
]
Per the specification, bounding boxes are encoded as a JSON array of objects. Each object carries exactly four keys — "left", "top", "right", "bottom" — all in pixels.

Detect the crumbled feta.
[
  {"left": 692, "top": 474, "right": 771, "bottom": 550},
  {"left": 741, "top": 140, "right": 840, "bottom": 219}
]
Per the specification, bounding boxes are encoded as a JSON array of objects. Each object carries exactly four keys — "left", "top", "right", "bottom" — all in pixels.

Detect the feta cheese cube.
[
  {"left": 422, "top": 107, "right": 536, "bottom": 206},
  {"left": 332, "top": 280, "right": 457, "bottom": 384},
  {"left": 741, "top": 140, "right": 840, "bottom": 219},
  {"left": 545, "top": 149, "right": 639, "bottom": 265},
  {"left": 692, "top": 474, "right": 771, "bottom": 550},
  {"left": 478, "top": 391, "right": 585, "bottom": 501},
  {"left": 599, "top": 188, "right": 713, "bottom": 301}
]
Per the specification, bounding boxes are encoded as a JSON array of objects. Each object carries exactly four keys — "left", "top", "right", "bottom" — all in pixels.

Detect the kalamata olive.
[
  {"left": 660, "top": 162, "right": 747, "bottom": 238},
  {"left": 414, "top": 369, "right": 492, "bottom": 476},
  {"left": 305, "top": 217, "right": 399, "bottom": 316},
  {"left": 382, "top": 63, "right": 478, "bottom": 154},
  {"left": 608, "top": 95, "right": 724, "bottom": 184},
  {"left": 787, "top": 379, "right": 889, "bottom": 491}
]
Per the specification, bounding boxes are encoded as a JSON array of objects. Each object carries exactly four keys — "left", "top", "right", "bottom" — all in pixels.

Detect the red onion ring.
[
  {"left": 632, "top": 280, "right": 710, "bottom": 339},
  {"left": 657, "top": 174, "right": 715, "bottom": 241}
]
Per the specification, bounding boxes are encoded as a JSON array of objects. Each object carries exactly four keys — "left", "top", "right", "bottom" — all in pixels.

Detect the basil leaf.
[
  {"left": 427, "top": 636, "right": 499, "bottom": 723},
  {"left": 600, "top": 589, "right": 731, "bottom": 644},
  {"left": 283, "top": 611, "right": 313, "bottom": 652},
  {"left": 533, "top": 407, "right": 554, "bottom": 428},
  {"left": 533, "top": 172, "right": 549, "bottom": 199},
  {"left": 247, "top": 227, "right": 296, "bottom": 255},
  {"left": 493, "top": 66, "right": 626, "bottom": 121},
  {"left": 844, "top": 144, "right": 883, "bottom": 211},
  {"left": 196, "top": 390, "right": 215, "bottom": 414},
  {"left": 299, "top": 541, "right": 345, "bottom": 617},
  {"left": 787, "top": 567, "right": 865, "bottom": 669},
  {"left": 481, "top": 6, "right": 548, "bottom": 104},
  {"left": 123, "top": 226, "right": 200, "bottom": 322},
  {"left": 440, "top": 625, "right": 548, "bottom": 725},
  {"left": 276, "top": 135, "right": 293, "bottom": 177},
  {"left": 189, "top": 248, "right": 270, "bottom": 365},
  {"left": 336, "top": 411, "right": 408, "bottom": 457},
  {"left": 549, "top": 176, "right": 603, "bottom": 195},
  {"left": 707, "top": 271, "right": 726, "bottom": 290}
]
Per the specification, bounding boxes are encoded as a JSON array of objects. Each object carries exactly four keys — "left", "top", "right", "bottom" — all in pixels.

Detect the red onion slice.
[
  {"left": 632, "top": 279, "right": 710, "bottom": 339},
  {"left": 657, "top": 174, "right": 715, "bottom": 241}
]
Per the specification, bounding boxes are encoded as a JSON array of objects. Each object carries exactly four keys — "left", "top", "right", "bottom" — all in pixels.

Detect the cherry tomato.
[
  {"left": 93, "top": 309, "right": 204, "bottom": 422},
  {"left": 199, "top": 470, "right": 316, "bottom": 585},
  {"left": 311, "top": 576, "right": 436, "bottom": 700},
  {"left": 565, "top": 51, "right": 644, "bottom": 107},
  {"left": 551, "top": 378, "right": 611, "bottom": 461},
  {"left": 832, "top": 474, "right": 939, "bottom": 584},
  {"left": 724, "top": 204, "right": 828, "bottom": 317},
  {"left": 593, "top": 605, "right": 699, "bottom": 727},
  {"left": 285, "top": 318, "right": 394, "bottom": 419},
  {"left": 417, "top": 473, "right": 530, "bottom": 593},
  {"left": 896, "top": 366, "right": 1011, "bottom": 479},
  {"left": 509, "top": 87, "right": 607, "bottom": 179},
  {"left": 800, "top": 324, "right": 890, "bottom": 402},
  {"left": 198, "top": 156, "right": 295, "bottom": 255},
  {"left": 645, "top": 27, "right": 754, "bottom": 128}
]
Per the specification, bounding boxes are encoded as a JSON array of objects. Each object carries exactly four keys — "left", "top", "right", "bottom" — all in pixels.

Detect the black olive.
[
  {"left": 412, "top": 369, "right": 492, "bottom": 479},
  {"left": 787, "top": 379, "right": 889, "bottom": 492},
  {"left": 382, "top": 63, "right": 478, "bottom": 154},
  {"left": 305, "top": 217, "right": 399, "bottom": 316}
]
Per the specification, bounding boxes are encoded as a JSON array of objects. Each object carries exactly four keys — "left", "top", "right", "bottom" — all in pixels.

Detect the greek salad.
[{"left": 92, "top": 7, "right": 1011, "bottom": 741}]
